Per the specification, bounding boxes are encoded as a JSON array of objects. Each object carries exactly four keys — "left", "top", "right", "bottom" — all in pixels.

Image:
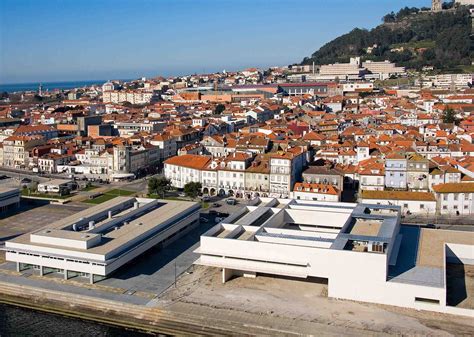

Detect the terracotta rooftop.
[{"left": 361, "top": 190, "right": 435, "bottom": 202}]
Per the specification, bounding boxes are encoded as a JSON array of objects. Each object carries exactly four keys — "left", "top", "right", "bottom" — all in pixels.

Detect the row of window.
[
  {"left": 12, "top": 251, "right": 105, "bottom": 266},
  {"left": 443, "top": 193, "right": 471, "bottom": 201}
]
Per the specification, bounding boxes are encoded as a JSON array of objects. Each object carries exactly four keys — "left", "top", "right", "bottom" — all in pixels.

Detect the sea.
[
  {"left": 0, "top": 80, "right": 109, "bottom": 93},
  {"left": 0, "top": 303, "right": 153, "bottom": 336}
]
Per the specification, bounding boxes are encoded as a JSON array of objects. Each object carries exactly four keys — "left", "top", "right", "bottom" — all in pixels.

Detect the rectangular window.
[{"left": 415, "top": 297, "right": 439, "bottom": 305}]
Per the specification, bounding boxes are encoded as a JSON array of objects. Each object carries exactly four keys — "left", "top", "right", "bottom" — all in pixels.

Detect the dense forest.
[{"left": 301, "top": 5, "right": 473, "bottom": 71}]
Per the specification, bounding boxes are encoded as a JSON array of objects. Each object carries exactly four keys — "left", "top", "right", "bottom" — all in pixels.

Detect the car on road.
[
  {"left": 178, "top": 192, "right": 186, "bottom": 197},
  {"left": 425, "top": 224, "right": 438, "bottom": 229}
]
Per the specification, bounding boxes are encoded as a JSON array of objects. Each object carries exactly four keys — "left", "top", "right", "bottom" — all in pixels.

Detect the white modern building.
[
  {"left": 5, "top": 197, "right": 200, "bottom": 283},
  {"left": 37, "top": 179, "right": 75, "bottom": 195},
  {"left": 0, "top": 187, "right": 20, "bottom": 211},
  {"left": 362, "top": 60, "right": 406, "bottom": 80},
  {"left": 195, "top": 198, "right": 473, "bottom": 316}
]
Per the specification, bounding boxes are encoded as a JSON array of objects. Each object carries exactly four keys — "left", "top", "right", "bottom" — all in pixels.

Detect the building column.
[
  {"left": 89, "top": 273, "right": 94, "bottom": 284},
  {"left": 243, "top": 271, "right": 257, "bottom": 279},
  {"left": 16, "top": 262, "right": 21, "bottom": 272},
  {"left": 39, "top": 266, "right": 44, "bottom": 276},
  {"left": 64, "top": 270, "right": 69, "bottom": 280},
  {"left": 222, "top": 268, "right": 234, "bottom": 283}
]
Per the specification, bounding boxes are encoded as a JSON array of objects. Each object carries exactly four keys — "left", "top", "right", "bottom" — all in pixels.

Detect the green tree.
[
  {"left": 382, "top": 12, "right": 396, "bottom": 23},
  {"left": 184, "top": 182, "right": 202, "bottom": 199},
  {"left": 148, "top": 176, "right": 171, "bottom": 198},
  {"left": 301, "top": 6, "right": 471, "bottom": 71},
  {"left": 442, "top": 107, "right": 456, "bottom": 124},
  {"left": 214, "top": 104, "right": 225, "bottom": 115}
]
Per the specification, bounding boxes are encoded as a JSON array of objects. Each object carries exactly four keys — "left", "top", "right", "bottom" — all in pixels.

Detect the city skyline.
[{"left": 0, "top": 0, "right": 430, "bottom": 84}]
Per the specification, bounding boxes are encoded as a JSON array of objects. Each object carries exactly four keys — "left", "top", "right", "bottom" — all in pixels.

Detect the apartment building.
[
  {"left": 102, "top": 90, "right": 155, "bottom": 104},
  {"left": 114, "top": 121, "right": 166, "bottom": 136},
  {"left": 427, "top": 74, "right": 473, "bottom": 88},
  {"left": 360, "top": 190, "right": 436, "bottom": 215},
  {"left": 2, "top": 135, "right": 45, "bottom": 169},
  {"left": 244, "top": 159, "right": 270, "bottom": 198},
  {"left": 406, "top": 154, "right": 430, "bottom": 191},
  {"left": 216, "top": 153, "right": 253, "bottom": 197},
  {"left": 428, "top": 166, "right": 462, "bottom": 191},
  {"left": 149, "top": 134, "right": 178, "bottom": 161},
  {"left": 433, "top": 183, "right": 474, "bottom": 215},
  {"left": 14, "top": 125, "right": 58, "bottom": 140},
  {"left": 269, "top": 148, "right": 306, "bottom": 198},
  {"left": 302, "top": 166, "right": 344, "bottom": 191},
  {"left": 164, "top": 155, "right": 212, "bottom": 189},
  {"left": 292, "top": 182, "right": 340, "bottom": 202},
  {"left": 385, "top": 153, "right": 407, "bottom": 189}
]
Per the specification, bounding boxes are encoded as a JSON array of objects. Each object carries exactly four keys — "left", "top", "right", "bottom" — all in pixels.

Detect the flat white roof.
[{"left": 7, "top": 197, "right": 200, "bottom": 258}]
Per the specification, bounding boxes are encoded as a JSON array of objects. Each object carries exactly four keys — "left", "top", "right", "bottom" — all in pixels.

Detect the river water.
[{"left": 0, "top": 304, "right": 154, "bottom": 336}]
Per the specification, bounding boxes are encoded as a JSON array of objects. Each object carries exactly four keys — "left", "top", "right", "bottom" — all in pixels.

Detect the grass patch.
[
  {"left": 85, "top": 189, "right": 135, "bottom": 204},
  {"left": 82, "top": 185, "right": 99, "bottom": 191},
  {"left": 21, "top": 189, "right": 70, "bottom": 199}
]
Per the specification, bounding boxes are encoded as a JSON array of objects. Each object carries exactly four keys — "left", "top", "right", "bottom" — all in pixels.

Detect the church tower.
[{"left": 432, "top": 0, "right": 442, "bottom": 12}]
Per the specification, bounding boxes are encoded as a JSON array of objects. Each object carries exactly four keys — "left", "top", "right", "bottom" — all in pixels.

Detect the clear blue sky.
[{"left": 0, "top": 0, "right": 430, "bottom": 84}]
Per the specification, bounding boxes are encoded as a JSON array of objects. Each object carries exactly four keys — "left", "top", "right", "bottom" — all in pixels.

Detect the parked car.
[
  {"left": 178, "top": 192, "right": 186, "bottom": 197},
  {"left": 226, "top": 198, "right": 237, "bottom": 205}
]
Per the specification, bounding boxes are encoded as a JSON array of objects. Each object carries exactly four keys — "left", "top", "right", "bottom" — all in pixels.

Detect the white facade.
[
  {"left": 5, "top": 197, "right": 200, "bottom": 283},
  {"left": 436, "top": 191, "right": 474, "bottom": 215},
  {"left": 0, "top": 187, "right": 20, "bottom": 210},
  {"left": 103, "top": 90, "right": 155, "bottom": 104},
  {"left": 196, "top": 198, "right": 474, "bottom": 317}
]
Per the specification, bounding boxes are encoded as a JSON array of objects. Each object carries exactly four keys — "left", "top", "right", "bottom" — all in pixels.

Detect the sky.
[{"left": 0, "top": 0, "right": 430, "bottom": 84}]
